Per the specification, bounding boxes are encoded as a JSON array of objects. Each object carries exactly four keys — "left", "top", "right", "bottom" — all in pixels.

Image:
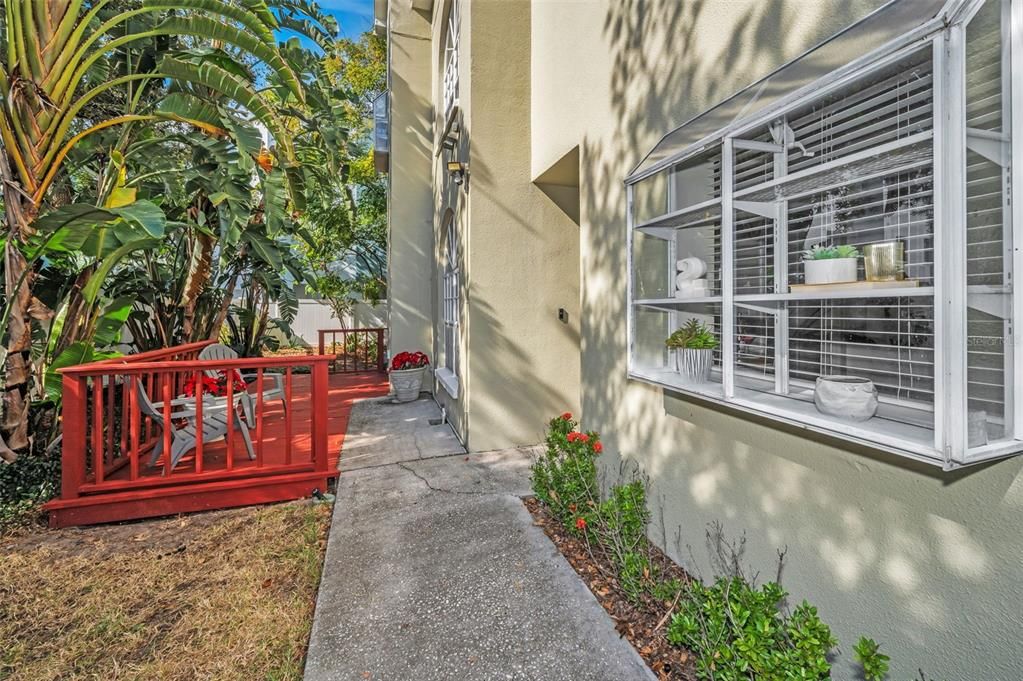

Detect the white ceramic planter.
[
  {"left": 675, "top": 348, "right": 714, "bottom": 383},
  {"left": 803, "top": 258, "right": 858, "bottom": 285},
  {"left": 813, "top": 376, "right": 878, "bottom": 421},
  {"left": 390, "top": 367, "right": 426, "bottom": 402}
]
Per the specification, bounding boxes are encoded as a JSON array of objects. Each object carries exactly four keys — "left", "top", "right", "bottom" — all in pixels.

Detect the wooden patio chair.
[
  {"left": 136, "top": 381, "right": 255, "bottom": 470},
  {"left": 198, "top": 343, "right": 287, "bottom": 421}
]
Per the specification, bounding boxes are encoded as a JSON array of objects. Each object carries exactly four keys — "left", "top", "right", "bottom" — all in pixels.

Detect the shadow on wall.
[
  {"left": 467, "top": 289, "right": 580, "bottom": 449},
  {"left": 578, "top": 0, "right": 1023, "bottom": 678}
]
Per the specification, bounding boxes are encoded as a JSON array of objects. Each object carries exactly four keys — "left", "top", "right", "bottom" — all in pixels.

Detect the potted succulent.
[
  {"left": 665, "top": 318, "right": 719, "bottom": 382},
  {"left": 389, "top": 351, "right": 430, "bottom": 402},
  {"left": 802, "top": 244, "right": 860, "bottom": 285}
]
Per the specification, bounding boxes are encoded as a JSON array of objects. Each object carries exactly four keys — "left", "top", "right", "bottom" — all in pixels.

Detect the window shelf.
[
  {"left": 629, "top": 367, "right": 940, "bottom": 463},
  {"left": 735, "top": 286, "right": 935, "bottom": 304},
  {"left": 732, "top": 132, "right": 933, "bottom": 204},
  {"left": 634, "top": 296, "right": 722, "bottom": 311},
  {"left": 635, "top": 198, "right": 721, "bottom": 238}
]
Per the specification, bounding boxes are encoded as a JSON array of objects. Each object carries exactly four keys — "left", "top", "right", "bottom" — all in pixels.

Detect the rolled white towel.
[
  {"left": 675, "top": 279, "right": 710, "bottom": 298},
  {"left": 676, "top": 272, "right": 710, "bottom": 291},
  {"left": 676, "top": 257, "right": 707, "bottom": 280}
]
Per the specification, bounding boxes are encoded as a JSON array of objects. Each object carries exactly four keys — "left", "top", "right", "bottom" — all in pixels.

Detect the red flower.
[
  {"left": 593, "top": 441, "right": 603, "bottom": 454},
  {"left": 566, "top": 432, "right": 580, "bottom": 442},
  {"left": 561, "top": 412, "right": 572, "bottom": 421},
  {"left": 576, "top": 517, "right": 587, "bottom": 531},
  {"left": 391, "top": 350, "right": 430, "bottom": 371},
  {"left": 183, "top": 375, "right": 219, "bottom": 397}
]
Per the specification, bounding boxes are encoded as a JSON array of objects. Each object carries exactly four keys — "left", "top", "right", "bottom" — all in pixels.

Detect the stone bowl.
[{"left": 813, "top": 376, "right": 878, "bottom": 421}]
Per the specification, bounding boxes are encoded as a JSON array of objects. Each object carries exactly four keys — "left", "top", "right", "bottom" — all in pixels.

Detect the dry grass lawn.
[{"left": 1, "top": 501, "right": 332, "bottom": 681}]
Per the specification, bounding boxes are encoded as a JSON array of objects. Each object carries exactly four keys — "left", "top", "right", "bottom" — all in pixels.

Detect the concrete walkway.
[{"left": 304, "top": 397, "right": 654, "bottom": 681}]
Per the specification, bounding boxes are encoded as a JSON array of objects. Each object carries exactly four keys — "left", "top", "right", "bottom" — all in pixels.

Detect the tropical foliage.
[{"left": 0, "top": 2, "right": 386, "bottom": 474}]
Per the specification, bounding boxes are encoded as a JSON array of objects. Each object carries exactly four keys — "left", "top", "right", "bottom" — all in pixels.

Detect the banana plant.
[{"left": 0, "top": 0, "right": 306, "bottom": 460}]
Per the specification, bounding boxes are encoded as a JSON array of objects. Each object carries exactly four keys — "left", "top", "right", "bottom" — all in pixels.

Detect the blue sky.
[
  {"left": 315, "top": 0, "right": 375, "bottom": 38},
  {"left": 275, "top": 0, "right": 374, "bottom": 50}
]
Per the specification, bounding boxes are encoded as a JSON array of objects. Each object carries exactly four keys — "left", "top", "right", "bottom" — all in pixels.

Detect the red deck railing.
[
  {"left": 318, "top": 328, "right": 387, "bottom": 373},
  {"left": 46, "top": 341, "right": 337, "bottom": 527}
]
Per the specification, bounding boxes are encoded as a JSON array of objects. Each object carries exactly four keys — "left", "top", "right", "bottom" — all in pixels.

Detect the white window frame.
[
  {"left": 442, "top": 0, "right": 460, "bottom": 127},
  {"left": 438, "top": 217, "right": 460, "bottom": 398},
  {"left": 625, "top": 0, "right": 1021, "bottom": 469}
]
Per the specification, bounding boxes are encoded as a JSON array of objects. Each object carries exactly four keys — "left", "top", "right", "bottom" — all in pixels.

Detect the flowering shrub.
[
  {"left": 390, "top": 351, "right": 429, "bottom": 370},
  {"left": 530, "top": 413, "right": 601, "bottom": 527},
  {"left": 532, "top": 411, "right": 902, "bottom": 681},
  {"left": 184, "top": 370, "right": 246, "bottom": 398}
]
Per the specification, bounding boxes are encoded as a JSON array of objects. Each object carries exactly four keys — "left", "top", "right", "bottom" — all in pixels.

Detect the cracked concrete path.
[{"left": 304, "top": 398, "right": 655, "bottom": 681}]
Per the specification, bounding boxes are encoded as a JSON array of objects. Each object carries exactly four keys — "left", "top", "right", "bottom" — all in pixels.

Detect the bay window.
[{"left": 625, "top": 0, "right": 1021, "bottom": 468}]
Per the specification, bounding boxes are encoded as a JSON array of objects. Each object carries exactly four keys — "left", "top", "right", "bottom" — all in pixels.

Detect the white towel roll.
[
  {"left": 676, "top": 257, "right": 707, "bottom": 280},
  {"left": 676, "top": 272, "right": 710, "bottom": 291}
]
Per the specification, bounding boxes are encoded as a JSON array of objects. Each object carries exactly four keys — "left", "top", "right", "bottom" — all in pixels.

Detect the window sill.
[{"left": 436, "top": 368, "right": 460, "bottom": 399}]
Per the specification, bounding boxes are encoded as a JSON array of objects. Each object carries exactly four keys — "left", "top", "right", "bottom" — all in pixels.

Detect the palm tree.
[{"left": 0, "top": 0, "right": 305, "bottom": 460}]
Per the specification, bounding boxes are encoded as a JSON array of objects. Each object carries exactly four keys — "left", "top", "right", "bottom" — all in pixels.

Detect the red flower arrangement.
[
  {"left": 184, "top": 370, "right": 247, "bottom": 398},
  {"left": 566, "top": 432, "right": 590, "bottom": 444},
  {"left": 391, "top": 351, "right": 430, "bottom": 371}
]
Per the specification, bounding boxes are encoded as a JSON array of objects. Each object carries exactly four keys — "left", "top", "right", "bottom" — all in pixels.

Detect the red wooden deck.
[{"left": 45, "top": 354, "right": 389, "bottom": 527}]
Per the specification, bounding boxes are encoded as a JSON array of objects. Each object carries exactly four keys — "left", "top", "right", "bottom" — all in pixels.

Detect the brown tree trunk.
[
  {"left": 1, "top": 154, "right": 37, "bottom": 460},
  {"left": 208, "top": 271, "right": 239, "bottom": 341}
]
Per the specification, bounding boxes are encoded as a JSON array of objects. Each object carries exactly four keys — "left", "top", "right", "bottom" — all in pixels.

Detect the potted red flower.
[{"left": 389, "top": 351, "right": 430, "bottom": 402}]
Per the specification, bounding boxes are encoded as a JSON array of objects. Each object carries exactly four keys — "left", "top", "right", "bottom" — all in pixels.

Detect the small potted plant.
[
  {"left": 389, "top": 351, "right": 430, "bottom": 402},
  {"left": 665, "top": 318, "right": 719, "bottom": 382},
  {"left": 802, "top": 244, "right": 860, "bottom": 285}
]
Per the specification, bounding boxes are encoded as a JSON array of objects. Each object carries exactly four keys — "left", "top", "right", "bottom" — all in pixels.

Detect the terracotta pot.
[{"left": 390, "top": 367, "right": 426, "bottom": 402}]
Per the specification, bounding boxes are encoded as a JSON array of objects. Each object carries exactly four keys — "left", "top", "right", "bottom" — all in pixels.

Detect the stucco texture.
[
  {"left": 386, "top": 4, "right": 435, "bottom": 361},
  {"left": 458, "top": 0, "right": 582, "bottom": 451},
  {"left": 531, "top": 1, "right": 1023, "bottom": 679}
]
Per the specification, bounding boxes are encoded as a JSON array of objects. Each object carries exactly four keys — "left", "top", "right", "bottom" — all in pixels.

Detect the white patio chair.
[
  {"left": 137, "top": 381, "right": 254, "bottom": 470},
  {"left": 198, "top": 343, "right": 287, "bottom": 421}
]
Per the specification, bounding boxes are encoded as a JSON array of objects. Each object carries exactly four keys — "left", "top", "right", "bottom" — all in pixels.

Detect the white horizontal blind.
[
  {"left": 965, "top": 0, "right": 1012, "bottom": 442},
  {"left": 787, "top": 297, "right": 935, "bottom": 405}
]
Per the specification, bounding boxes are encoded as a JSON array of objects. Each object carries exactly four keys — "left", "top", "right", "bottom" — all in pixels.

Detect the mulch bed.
[{"left": 524, "top": 497, "right": 697, "bottom": 680}]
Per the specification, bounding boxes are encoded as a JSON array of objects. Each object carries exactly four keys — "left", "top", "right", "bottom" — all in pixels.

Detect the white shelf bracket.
[
  {"left": 967, "top": 292, "right": 1011, "bottom": 318},
  {"left": 966, "top": 127, "right": 1009, "bottom": 166},
  {"left": 734, "top": 200, "right": 779, "bottom": 219}
]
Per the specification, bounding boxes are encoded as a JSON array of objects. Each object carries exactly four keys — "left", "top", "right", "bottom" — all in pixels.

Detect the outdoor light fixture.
[{"left": 447, "top": 160, "right": 467, "bottom": 185}]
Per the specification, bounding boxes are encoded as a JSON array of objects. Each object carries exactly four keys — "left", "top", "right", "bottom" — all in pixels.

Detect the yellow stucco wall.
[
  {"left": 531, "top": 1, "right": 1023, "bottom": 679},
  {"left": 386, "top": 0, "right": 1023, "bottom": 673},
  {"left": 462, "top": 0, "right": 582, "bottom": 451},
  {"left": 531, "top": 1, "right": 1023, "bottom": 678},
  {"left": 385, "top": 3, "right": 434, "bottom": 364}
]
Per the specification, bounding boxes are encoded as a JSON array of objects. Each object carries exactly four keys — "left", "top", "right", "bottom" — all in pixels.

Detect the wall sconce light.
[{"left": 447, "top": 160, "right": 467, "bottom": 185}]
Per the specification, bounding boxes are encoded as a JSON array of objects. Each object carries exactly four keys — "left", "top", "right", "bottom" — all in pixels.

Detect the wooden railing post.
[
  {"left": 376, "top": 328, "right": 385, "bottom": 371},
  {"left": 311, "top": 359, "right": 329, "bottom": 472},
  {"left": 61, "top": 374, "right": 88, "bottom": 499},
  {"left": 317, "top": 329, "right": 325, "bottom": 356}
]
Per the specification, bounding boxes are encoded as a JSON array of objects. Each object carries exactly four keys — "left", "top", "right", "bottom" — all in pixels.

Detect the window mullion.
[
  {"left": 934, "top": 27, "right": 968, "bottom": 466},
  {"left": 1011, "top": 0, "right": 1023, "bottom": 440},
  {"left": 722, "top": 137, "right": 736, "bottom": 399}
]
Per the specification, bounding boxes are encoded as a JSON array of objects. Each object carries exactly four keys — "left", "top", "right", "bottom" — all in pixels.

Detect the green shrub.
[
  {"left": 618, "top": 551, "right": 653, "bottom": 602},
  {"left": 530, "top": 413, "right": 600, "bottom": 524},
  {"left": 854, "top": 637, "right": 891, "bottom": 681},
  {"left": 0, "top": 447, "right": 60, "bottom": 532},
  {"left": 666, "top": 318, "right": 719, "bottom": 350},
  {"left": 666, "top": 577, "right": 837, "bottom": 680}
]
